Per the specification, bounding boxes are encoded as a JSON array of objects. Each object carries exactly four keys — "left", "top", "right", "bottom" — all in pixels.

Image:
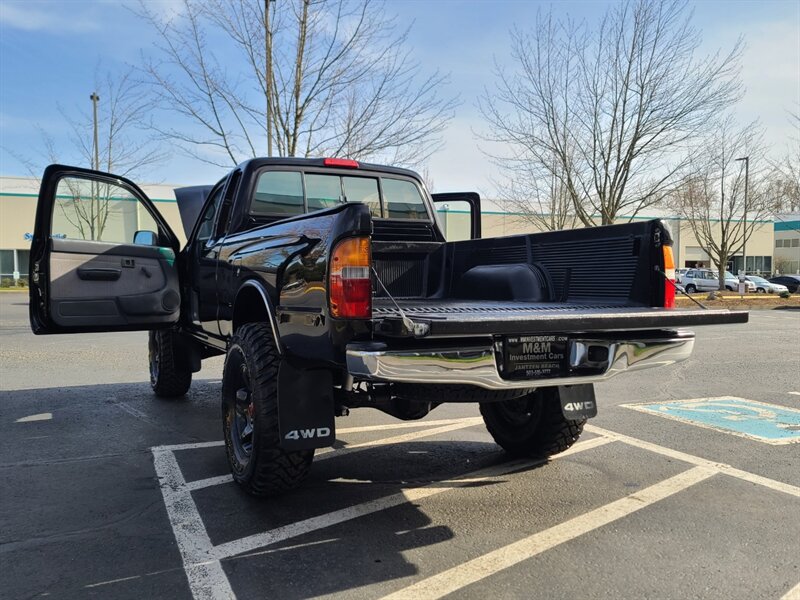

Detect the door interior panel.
[{"left": 48, "top": 239, "right": 180, "bottom": 328}]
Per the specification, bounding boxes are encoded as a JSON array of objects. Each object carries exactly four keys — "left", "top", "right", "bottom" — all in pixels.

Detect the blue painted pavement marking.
[{"left": 623, "top": 397, "right": 800, "bottom": 445}]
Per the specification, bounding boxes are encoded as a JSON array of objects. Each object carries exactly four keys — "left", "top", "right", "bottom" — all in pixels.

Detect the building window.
[
  {"left": 776, "top": 239, "right": 784, "bottom": 248},
  {"left": 0, "top": 249, "right": 29, "bottom": 283},
  {"left": 792, "top": 239, "right": 800, "bottom": 248},
  {"left": 0, "top": 249, "right": 13, "bottom": 277}
]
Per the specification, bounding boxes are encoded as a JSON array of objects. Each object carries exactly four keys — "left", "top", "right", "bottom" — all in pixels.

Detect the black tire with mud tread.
[
  {"left": 149, "top": 330, "right": 192, "bottom": 398},
  {"left": 222, "top": 322, "right": 313, "bottom": 496},
  {"left": 480, "top": 388, "right": 585, "bottom": 458}
]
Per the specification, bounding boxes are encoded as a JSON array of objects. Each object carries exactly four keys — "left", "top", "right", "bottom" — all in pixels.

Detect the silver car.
[
  {"left": 682, "top": 269, "right": 755, "bottom": 293},
  {"left": 744, "top": 276, "right": 788, "bottom": 294}
]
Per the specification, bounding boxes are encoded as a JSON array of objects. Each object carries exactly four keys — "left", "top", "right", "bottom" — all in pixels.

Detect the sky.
[{"left": 1, "top": 0, "right": 798, "bottom": 196}]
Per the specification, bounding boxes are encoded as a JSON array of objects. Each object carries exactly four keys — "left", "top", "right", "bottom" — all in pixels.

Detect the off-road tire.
[
  {"left": 149, "top": 330, "right": 192, "bottom": 398},
  {"left": 480, "top": 387, "right": 585, "bottom": 458},
  {"left": 222, "top": 322, "right": 313, "bottom": 496}
]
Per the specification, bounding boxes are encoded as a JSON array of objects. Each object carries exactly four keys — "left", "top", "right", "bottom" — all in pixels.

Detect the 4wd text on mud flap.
[{"left": 284, "top": 427, "right": 331, "bottom": 441}]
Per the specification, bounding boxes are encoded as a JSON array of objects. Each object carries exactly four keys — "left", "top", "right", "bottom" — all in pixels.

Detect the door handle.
[{"left": 77, "top": 267, "right": 121, "bottom": 281}]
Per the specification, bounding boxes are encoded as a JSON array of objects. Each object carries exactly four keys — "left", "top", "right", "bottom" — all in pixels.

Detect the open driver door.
[{"left": 29, "top": 164, "right": 182, "bottom": 334}]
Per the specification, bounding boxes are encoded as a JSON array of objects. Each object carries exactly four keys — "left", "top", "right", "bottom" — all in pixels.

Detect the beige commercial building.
[
  {"left": 773, "top": 214, "right": 800, "bottom": 274},
  {"left": 0, "top": 174, "right": 780, "bottom": 282}
]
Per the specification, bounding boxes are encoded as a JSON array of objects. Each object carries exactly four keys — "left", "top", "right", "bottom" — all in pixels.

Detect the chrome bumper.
[{"left": 346, "top": 333, "right": 695, "bottom": 390}]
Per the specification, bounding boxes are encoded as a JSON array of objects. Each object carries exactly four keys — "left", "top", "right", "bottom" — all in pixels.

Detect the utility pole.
[
  {"left": 90, "top": 92, "right": 101, "bottom": 239},
  {"left": 736, "top": 156, "right": 749, "bottom": 274},
  {"left": 265, "top": 0, "right": 274, "bottom": 157},
  {"left": 90, "top": 92, "right": 100, "bottom": 171}
]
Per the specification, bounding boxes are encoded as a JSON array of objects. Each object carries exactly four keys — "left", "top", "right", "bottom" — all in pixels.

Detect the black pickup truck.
[{"left": 29, "top": 159, "right": 747, "bottom": 495}]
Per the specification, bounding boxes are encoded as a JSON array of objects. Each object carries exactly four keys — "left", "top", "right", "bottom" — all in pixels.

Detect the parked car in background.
[
  {"left": 682, "top": 269, "right": 755, "bottom": 293},
  {"left": 769, "top": 275, "right": 800, "bottom": 293},
  {"left": 744, "top": 276, "right": 788, "bottom": 294}
]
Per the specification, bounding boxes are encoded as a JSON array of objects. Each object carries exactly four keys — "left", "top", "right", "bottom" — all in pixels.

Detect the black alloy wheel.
[
  {"left": 221, "top": 322, "right": 314, "bottom": 496},
  {"left": 149, "top": 330, "right": 192, "bottom": 398},
  {"left": 224, "top": 348, "right": 255, "bottom": 471}
]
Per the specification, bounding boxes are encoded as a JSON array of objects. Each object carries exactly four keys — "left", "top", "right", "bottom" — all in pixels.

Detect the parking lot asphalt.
[{"left": 1, "top": 291, "right": 799, "bottom": 600}]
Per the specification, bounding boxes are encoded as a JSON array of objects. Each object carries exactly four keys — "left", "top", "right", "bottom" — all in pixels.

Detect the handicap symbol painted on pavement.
[{"left": 622, "top": 397, "right": 800, "bottom": 445}]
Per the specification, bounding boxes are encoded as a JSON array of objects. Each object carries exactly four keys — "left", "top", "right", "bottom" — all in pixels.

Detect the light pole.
[
  {"left": 265, "top": 0, "right": 275, "bottom": 157},
  {"left": 90, "top": 92, "right": 100, "bottom": 171},
  {"left": 735, "top": 156, "right": 749, "bottom": 274},
  {"left": 89, "top": 92, "right": 101, "bottom": 239}
]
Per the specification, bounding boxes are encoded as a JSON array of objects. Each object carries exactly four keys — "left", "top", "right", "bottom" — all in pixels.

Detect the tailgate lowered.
[{"left": 351, "top": 303, "right": 747, "bottom": 391}]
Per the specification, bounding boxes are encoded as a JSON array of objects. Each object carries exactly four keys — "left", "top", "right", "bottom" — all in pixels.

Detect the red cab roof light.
[{"left": 323, "top": 158, "right": 359, "bottom": 168}]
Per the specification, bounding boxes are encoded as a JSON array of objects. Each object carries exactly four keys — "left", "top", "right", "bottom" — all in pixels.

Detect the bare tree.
[
  {"left": 64, "top": 70, "right": 166, "bottom": 178},
  {"left": 770, "top": 110, "right": 800, "bottom": 218},
  {"left": 136, "top": 0, "right": 456, "bottom": 168},
  {"left": 480, "top": 0, "right": 743, "bottom": 226},
  {"left": 671, "top": 118, "right": 775, "bottom": 289},
  {"left": 495, "top": 161, "right": 579, "bottom": 231},
  {"left": 5, "top": 69, "right": 165, "bottom": 240}
]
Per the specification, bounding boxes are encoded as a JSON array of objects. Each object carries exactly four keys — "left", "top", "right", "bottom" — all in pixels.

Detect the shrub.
[
  {"left": 0, "top": 278, "right": 28, "bottom": 289},
  {"left": 779, "top": 290, "right": 791, "bottom": 299}
]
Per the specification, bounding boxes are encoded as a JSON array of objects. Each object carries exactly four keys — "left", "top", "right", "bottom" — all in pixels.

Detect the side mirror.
[
  {"left": 133, "top": 230, "right": 159, "bottom": 246},
  {"left": 431, "top": 192, "right": 482, "bottom": 241}
]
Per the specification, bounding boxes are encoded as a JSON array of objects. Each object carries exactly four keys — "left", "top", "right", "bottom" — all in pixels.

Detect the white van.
[{"left": 682, "top": 269, "right": 754, "bottom": 293}]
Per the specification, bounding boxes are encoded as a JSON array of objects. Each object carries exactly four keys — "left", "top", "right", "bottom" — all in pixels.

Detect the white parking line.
[
  {"left": 153, "top": 440, "right": 225, "bottom": 452},
  {"left": 210, "top": 436, "right": 611, "bottom": 561},
  {"left": 380, "top": 467, "right": 715, "bottom": 600},
  {"left": 152, "top": 448, "right": 234, "bottom": 600},
  {"left": 337, "top": 418, "right": 479, "bottom": 434},
  {"left": 586, "top": 425, "right": 800, "bottom": 498},
  {"left": 184, "top": 418, "right": 485, "bottom": 492},
  {"left": 323, "top": 418, "right": 483, "bottom": 451},
  {"left": 15, "top": 412, "right": 52, "bottom": 422},
  {"left": 152, "top": 423, "right": 610, "bottom": 599},
  {"left": 158, "top": 419, "right": 800, "bottom": 600},
  {"left": 154, "top": 418, "right": 481, "bottom": 455},
  {"left": 782, "top": 580, "right": 800, "bottom": 600}
]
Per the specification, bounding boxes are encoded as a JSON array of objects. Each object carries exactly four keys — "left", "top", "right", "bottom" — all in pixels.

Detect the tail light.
[
  {"left": 329, "top": 236, "right": 371, "bottom": 318},
  {"left": 663, "top": 245, "right": 676, "bottom": 309}
]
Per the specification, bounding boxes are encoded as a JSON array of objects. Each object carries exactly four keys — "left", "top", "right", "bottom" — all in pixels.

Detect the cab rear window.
[
  {"left": 381, "top": 178, "right": 427, "bottom": 219},
  {"left": 250, "top": 170, "right": 428, "bottom": 220},
  {"left": 252, "top": 171, "right": 304, "bottom": 215}
]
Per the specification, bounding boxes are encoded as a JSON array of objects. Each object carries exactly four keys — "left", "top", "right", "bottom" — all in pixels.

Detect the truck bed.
[{"left": 372, "top": 298, "right": 748, "bottom": 336}]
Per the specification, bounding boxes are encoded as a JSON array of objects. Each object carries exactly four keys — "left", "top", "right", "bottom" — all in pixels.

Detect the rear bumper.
[{"left": 346, "top": 332, "right": 695, "bottom": 390}]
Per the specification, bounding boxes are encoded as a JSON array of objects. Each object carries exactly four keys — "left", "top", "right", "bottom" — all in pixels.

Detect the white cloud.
[
  {"left": 126, "top": 0, "right": 187, "bottom": 24},
  {"left": 0, "top": 3, "right": 100, "bottom": 33}
]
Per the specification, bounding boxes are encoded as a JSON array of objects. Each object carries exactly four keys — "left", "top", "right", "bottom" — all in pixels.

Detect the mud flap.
[
  {"left": 277, "top": 362, "right": 336, "bottom": 451},
  {"left": 558, "top": 384, "right": 598, "bottom": 420}
]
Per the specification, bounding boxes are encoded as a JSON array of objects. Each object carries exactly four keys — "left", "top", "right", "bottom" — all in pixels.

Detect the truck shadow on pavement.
[{"left": 1, "top": 379, "right": 548, "bottom": 599}]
